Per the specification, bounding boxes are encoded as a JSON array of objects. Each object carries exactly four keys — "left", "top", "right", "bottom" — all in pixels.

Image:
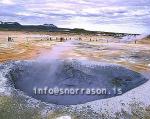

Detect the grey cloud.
[{"left": 0, "top": 0, "right": 150, "bottom": 33}]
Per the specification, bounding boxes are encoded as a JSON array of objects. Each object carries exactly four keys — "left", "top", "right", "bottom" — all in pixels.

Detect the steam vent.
[{"left": 3, "top": 59, "right": 148, "bottom": 105}]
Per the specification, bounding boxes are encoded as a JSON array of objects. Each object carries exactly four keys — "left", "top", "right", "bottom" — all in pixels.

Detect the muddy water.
[{"left": 4, "top": 59, "right": 148, "bottom": 105}]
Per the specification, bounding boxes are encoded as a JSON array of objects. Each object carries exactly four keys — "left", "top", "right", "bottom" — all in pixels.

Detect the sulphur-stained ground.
[
  {"left": 0, "top": 31, "right": 150, "bottom": 72},
  {"left": 0, "top": 31, "right": 150, "bottom": 119}
]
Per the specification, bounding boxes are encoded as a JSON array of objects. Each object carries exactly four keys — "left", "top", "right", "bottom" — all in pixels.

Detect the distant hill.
[
  {"left": 0, "top": 21, "right": 59, "bottom": 32},
  {"left": 0, "top": 21, "right": 22, "bottom": 28},
  {"left": 43, "top": 24, "right": 58, "bottom": 28},
  {"left": 0, "top": 21, "right": 138, "bottom": 37},
  {"left": 0, "top": 22, "right": 101, "bottom": 35}
]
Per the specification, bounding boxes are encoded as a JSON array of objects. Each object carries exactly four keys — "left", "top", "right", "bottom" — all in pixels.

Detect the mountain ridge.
[{"left": 0, "top": 21, "right": 139, "bottom": 36}]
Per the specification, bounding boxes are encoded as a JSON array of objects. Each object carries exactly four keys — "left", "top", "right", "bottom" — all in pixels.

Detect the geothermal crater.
[{"left": 7, "top": 60, "right": 148, "bottom": 105}]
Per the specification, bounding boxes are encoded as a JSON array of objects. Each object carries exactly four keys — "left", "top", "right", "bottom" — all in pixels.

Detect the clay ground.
[{"left": 0, "top": 31, "right": 150, "bottom": 73}]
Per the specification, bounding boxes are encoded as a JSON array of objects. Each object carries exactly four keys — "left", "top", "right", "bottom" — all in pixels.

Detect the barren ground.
[
  {"left": 0, "top": 31, "right": 150, "bottom": 119},
  {"left": 0, "top": 31, "right": 150, "bottom": 72}
]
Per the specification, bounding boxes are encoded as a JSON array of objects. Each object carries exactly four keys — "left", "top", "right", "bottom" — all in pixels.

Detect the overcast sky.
[{"left": 0, "top": 0, "right": 150, "bottom": 34}]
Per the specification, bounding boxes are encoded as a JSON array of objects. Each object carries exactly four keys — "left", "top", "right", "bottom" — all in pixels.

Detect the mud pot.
[{"left": 1, "top": 59, "right": 148, "bottom": 105}]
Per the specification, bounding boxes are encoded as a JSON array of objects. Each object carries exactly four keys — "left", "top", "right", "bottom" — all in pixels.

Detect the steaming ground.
[
  {"left": 0, "top": 31, "right": 150, "bottom": 118},
  {"left": 6, "top": 59, "right": 148, "bottom": 105}
]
